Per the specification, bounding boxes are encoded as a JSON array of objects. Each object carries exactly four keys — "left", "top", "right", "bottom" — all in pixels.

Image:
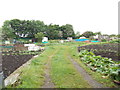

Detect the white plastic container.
[
  {"left": 5, "top": 41, "right": 10, "bottom": 44},
  {"left": 60, "top": 40, "right": 64, "bottom": 43},
  {"left": 28, "top": 46, "right": 40, "bottom": 51},
  {"left": 24, "top": 44, "right": 35, "bottom": 47}
]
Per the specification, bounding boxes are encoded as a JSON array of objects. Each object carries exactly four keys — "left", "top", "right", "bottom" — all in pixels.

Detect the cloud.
[{"left": 0, "top": 0, "right": 119, "bottom": 34}]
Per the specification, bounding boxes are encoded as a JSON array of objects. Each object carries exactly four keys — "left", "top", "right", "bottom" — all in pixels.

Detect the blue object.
[
  {"left": 74, "top": 39, "right": 89, "bottom": 41},
  {"left": 42, "top": 42, "right": 48, "bottom": 43},
  {"left": 91, "top": 41, "right": 100, "bottom": 42},
  {"left": 0, "top": 46, "right": 14, "bottom": 48}
]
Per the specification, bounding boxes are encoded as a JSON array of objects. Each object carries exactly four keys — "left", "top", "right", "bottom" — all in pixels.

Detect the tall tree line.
[{"left": 2, "top": 19, "right": 75, "bottom": 40}]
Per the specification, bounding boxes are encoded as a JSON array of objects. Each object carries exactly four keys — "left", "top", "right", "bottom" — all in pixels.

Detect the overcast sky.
[{"left": 0, "top": 0, "right": 119, "bottom": 34}]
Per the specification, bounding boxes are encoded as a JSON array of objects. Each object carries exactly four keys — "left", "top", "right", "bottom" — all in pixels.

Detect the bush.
[
  {"left": 101, "top": 39, "right": 107, "bottom": 42},
  {"left": 35, "top": 32, "right": 44, "bottom": 42},
  {"left": 109, "top": 39, "right": 120, "bottom": 43}
]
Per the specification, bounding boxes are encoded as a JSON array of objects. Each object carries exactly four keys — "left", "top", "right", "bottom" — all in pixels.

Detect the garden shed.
[
  {"left": 67, "top": 37, "right": 73, "bottom": 41},
  {"left": 42, "top": 37, "right": 48, "bottom": 42}
]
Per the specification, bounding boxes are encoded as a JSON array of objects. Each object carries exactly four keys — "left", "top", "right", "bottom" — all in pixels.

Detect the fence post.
[
  {"left": 0, "top": 71, "right": 4, "bottom": 89},
  {"left": 0, "top": 49, "right": 4, "bottom": 89},
  {"left": 0, "top": 56, "right": 4, "bottom": 89}
]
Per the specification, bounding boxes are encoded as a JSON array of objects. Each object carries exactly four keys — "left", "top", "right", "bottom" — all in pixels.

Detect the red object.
[{"left": 84, "top": 40, "right": 90, "bottom": 43}]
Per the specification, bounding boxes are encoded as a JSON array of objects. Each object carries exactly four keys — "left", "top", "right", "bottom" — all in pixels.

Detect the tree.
[
  {"left": 26, "top": 20, "right": 45, "bottom": 38},
  {"left": 0, "top": 28, "right": 2, "bottom": 43},
  {"left": 117, "top": 34, "right": 120, "bottom": 38},
  {"left": 82, "top": 31, "right": 94, "bottom": 38},
  {"left": 35, "top": 32, "right": 44, "bottom": 42},
  {"left": 9, "top": 19, "right": 45, "bottom": 38},
  {"left": 9, "top": 19, "right": 22, "bottom": 37},
  {"left": 94, "top": 32, "right": 101, "bottom": 35},
  {"left": 2, "top": 20, "right": 17, "bottom": 40},
  {"left": 2, "top": 19, "right": 76, "bottom": 40},
  {"left": 45, "top": 24, "right": 60, "bottom": 39},
  {"left": 75, "top": 31, "right": 81, "bottom": 38},
  {"left": 103, "top": 34, "right": 109, "bottom": 36},
  {"left": 61, "top": 24, "right": 75, "bottom": 39},
  {"left": 109, "top": 34, "right": 116, "bottom": 37}
]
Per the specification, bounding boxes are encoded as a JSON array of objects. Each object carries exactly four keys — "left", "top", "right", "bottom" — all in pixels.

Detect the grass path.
[
  {"left": 50, "top": 45, "right": 91, "bottom": 88},
  {"left": 41, "top": 48, "right": 58, "bottom": 88},
  {"left": 50, "top": 45, "right": 104, "bottom": 88}
]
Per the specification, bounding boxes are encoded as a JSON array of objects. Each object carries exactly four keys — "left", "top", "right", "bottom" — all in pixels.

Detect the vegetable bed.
[
  {"left": 2, "top": 55, "right": 33, "bottom": 79},
  {"left": 78, "top": 43, "right": 120, "bottom": 85},
  {"left": 78, "top": 43, "right": 120, "bottom": 62},
  {"left": 2, "top": 50, "right": 42, "bottom": 79}
]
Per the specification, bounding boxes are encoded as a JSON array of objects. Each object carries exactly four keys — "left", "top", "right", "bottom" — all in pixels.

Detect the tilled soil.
[
  {"left": 93, "top": 51, "right": 119, "bottom": 61},
  {"left": 2, "top": 55, "right": 34, "bottom": 79},
  {"left": 78, "top": 43, "right": 120, "bottom": 61}
]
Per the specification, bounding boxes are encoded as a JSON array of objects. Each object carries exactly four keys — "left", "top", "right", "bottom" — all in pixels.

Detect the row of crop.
[
  {"left": 78, "top": 43, "right": 120, "bottom": 62},
  {"left": 78, "top": 43, "right": 119, "bottom": 52},
  {"left": 2, "top": 50, "right": 42, "bottom": 56},
  {"left": 79, "top": 50, "right": 120, "bottom": 84}
]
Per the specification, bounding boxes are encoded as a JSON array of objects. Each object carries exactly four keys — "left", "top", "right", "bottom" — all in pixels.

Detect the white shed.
[
  {"left": 42, "top": 37, "right": 48, "bottom": 42},
  {"left": 67, "top": 37, "right": 73, "bottom": 41},
  {"left": 93, "top": 35, "right": 99, "bottom": 39},
  {"left": 79, "top": 37, "right": 86, "bottom": 39}
]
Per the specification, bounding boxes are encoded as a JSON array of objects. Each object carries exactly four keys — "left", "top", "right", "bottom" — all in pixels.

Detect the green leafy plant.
[{"left": 79, "top": 50, "right": 120, "bottom": 82}]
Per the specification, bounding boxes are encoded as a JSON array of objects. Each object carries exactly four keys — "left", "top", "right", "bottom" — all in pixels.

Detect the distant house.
[
  {"left": 91, "top": 35, "right": 111, "bottom": 41},
  {"left": 93, "top": 35, "right": 99, "bottom": 39},
  {"left": 90, "top": 35, "right": 99, "bottom": 40},
  {"left": 98, "top": 35, "right": 110, "bottom": 41},
  {"left": 110, "top": 36, "right": 118, "bottom": 40}
]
